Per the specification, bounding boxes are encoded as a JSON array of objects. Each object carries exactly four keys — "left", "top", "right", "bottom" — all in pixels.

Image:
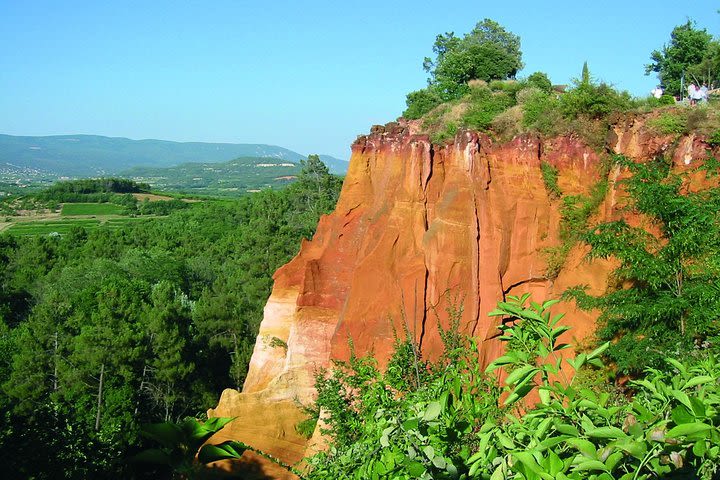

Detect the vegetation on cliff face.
[
  {"left": 304, "top": 296, "right": 720, "bottom": 479},
  {"left": 567, "top": 155, "right": 720, "bottom": 376},
  {"left": 0, "top": 157, "right": 342, "bottom": 479}
]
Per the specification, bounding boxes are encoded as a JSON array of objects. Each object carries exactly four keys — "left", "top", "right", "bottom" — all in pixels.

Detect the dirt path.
[{"left": 0, "top": 222, "right": 11, "bottom": 233}]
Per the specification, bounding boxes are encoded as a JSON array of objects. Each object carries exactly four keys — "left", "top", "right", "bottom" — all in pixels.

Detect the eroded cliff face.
[{"left": 207, "top": 117, "right": 715, "bottom": 474}]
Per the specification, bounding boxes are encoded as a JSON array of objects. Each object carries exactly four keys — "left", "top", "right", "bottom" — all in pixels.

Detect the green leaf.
[
  {"left": 432, "top": 455, "right": 446, "bottom": 469},
  {"left": 505, "top": 364, "right": 538, "bottom": 387},
  {"left": 497, "top": 431, "right": 516, "bottom": 449},
  {"left": 402, "top": 418, "right": 419, "bottom": 431},
  {"left": 406, "top": 461, "right": 426, "bottom": 477},
  {"left": 604, "top": 451, "right": 624, "bottom": 470},
  {"left": 616, "top": 439, "right": 647, "bottom": 459},
  {"left": 689, "top": 396, "right": 707, "bottom": 419},
  {"left": 513, "top": 451, "right": 544, "bottom": 475},
  {"left": 423, "top": 445, "right": 435, "bottom": 460},
  {"left": 543, "top": 299, "right": 561, "bottom": 310},
  {"left": 666, "top": 422, "right": 714, "bottom": 438},
  {"left": 197, "top": 441, "right": 247, "bottom": 464},
  {"left": 555, "top": 422, "right": 579, "bottom": 436},
  {"left": 671, "top": 404, "right": 695, "bottom": 425},
  {"left": 585, "top": 426, "right": 628, "bottom": 440},
  {"left": 683, "top": 375, "right": 714, "bottom": 390},
  {"left": 423, "top": 401, "right": 442, "bottom": 421},
  {"left": 573, "top": 459, "right": 610, "bottom": 472},
  {"left": 566, "top": 438, "right": 597, "bottom": 459},
  {"left": 587, "top": 342, "right": 610, "bottom": 360},
  {"left": 670, "top": 389, "right": 693, "bottom": 410}
]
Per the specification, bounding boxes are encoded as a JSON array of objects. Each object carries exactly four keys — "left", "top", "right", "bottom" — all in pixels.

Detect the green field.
[
  {"left": 6, "top": 217, "right": 152, "bottom": 236},
  {"left": 61, "top": 203, "right": 127, "bottom": 216}
]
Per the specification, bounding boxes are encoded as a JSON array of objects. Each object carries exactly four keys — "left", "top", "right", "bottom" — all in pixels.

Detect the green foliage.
[
  {"left": 0, "top": 157, "right": 343, "bottom": 477},
  {"left": 647, "top": 111, "right": 688, "bottom": 135},
  {"left": 461, "top": 84, "right": 516, "bottom": 131},
  {"left": 422, "top": 19, "right": 523, "bottom": 101},
  {"left": 404, "top": 87, "right": 443, "bottom": 120},
  {"left": 36, "top": 177, "right": 149, "bottom": 199},
  {"left": 429, "top": 122, "right": 458, "bottom": 144},
  {"left": 471, "top": 295, "right": 720, "bottom": 480},
  {"left": 526, "top": 71, "right": 553, "bottom": 93},
  {"left": 521, "top": 89, "right": 563, "bottom": 136},
  {"left": 134, "top": 416, "right": 246, "bottom": 478},
  {"left": 709, "top": 129, "right": 720, "bottom": 147},
  {"left": 61, "top": 202, "right": 128, "bottom": 216},
  {"left": 306, "top": 309, "right": 500, "bottom": 479},
  {"left": 568, "top": 156, "right": 720, "bottom": 374},
  {"left": 545, "top": 168, "right": 609, "bottom": 279},
  {"left": 540, "top": 161, "right": 562, "bottom": 199},
  {"left": 307, "top": 294, "right": 720, "bottom": 480},
  {"left": 560, "top": 67, "right": 633, "bottom": 120},
  {"left": 646, "top": 20, "right": 719, "bottom": 97}
]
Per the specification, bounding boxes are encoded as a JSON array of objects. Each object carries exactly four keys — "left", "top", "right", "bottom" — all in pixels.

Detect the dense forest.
[{"left": 0, "top": 156, "right": 342, "bottom": 478}]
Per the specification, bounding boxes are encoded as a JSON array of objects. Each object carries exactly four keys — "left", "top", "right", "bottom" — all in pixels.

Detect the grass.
[
  {"left": 6, "top": 217, "right": 152, "bottom": 236},
  {"left": 61, "top": 203, "right": 126, "bottom": 216}
]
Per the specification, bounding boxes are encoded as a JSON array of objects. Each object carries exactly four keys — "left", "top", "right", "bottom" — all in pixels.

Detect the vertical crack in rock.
[
  {"left": 418, "top": 141, "right": 432, "bottom": 351},
  {"left": 470, "top": 138, "right": 482, "bottom": 338}
]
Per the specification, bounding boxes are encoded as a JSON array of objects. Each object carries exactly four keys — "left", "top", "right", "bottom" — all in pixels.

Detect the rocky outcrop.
[{"left": 207, "top": 116, "right": 716, "bottom": 474}]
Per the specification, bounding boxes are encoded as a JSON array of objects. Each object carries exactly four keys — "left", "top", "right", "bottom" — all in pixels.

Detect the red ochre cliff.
[{"left": 207, "top": 117, "right": 715, "bottom": 476}]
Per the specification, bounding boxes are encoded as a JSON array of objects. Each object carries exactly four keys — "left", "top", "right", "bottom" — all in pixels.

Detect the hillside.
[
  {"left": 122, "top": 156, "right": 302, "bottom": 195},
  {"left": 0, "top": 134, "right": 348, "bottom": 178}
]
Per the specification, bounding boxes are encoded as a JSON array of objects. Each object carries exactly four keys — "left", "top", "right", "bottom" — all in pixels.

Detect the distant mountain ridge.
[{"left": 0, "top": 134, "right": 348, "bottom": 176}]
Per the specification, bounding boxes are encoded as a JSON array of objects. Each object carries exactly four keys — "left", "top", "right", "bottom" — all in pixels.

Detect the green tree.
[
  {"left": 417, "top": 19, "right": 523, "bottom": 102},
  {"left": 568, "top": 156, "right": 720, "bottom": 374},
  {"left": 645, "top": 20, "right": 717, "bottom": 97}
]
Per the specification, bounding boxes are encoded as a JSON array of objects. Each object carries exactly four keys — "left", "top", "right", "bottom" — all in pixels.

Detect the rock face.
[{"left": 207, "top": 117, "right": 715, "bottom": 474}]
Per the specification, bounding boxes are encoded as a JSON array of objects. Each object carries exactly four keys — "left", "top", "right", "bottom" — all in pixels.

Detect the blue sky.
[{"left": 1, "top": 1, "right": 717, "bottom": 160}]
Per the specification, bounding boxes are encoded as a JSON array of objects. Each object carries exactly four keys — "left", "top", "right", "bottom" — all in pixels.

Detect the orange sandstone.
[{"left": 208, "top": 117, "right": 717, "bottom": 475}]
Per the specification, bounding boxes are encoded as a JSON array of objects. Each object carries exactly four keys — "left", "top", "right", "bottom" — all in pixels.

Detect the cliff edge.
[{"left": 207, "top": 116, "right": 715, "bottom": 476}]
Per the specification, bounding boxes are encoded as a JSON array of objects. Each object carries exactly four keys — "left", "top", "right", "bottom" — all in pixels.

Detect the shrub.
[
  {"left": 647, "top": 111, "right": 688, "bottom": 135},
  {"left": 709, "top": 129, "right": 720, "bottom": 147},
  {"left": 461, "top": 85, "right": 515, "bottom": 131},
  {"left": 560, "top": 81, "right": 633, "bottom": 119},
  {"left": 429, "top": 122, "right": 458, "bottom": 144},
  {"left": 490, "top": 106, "right": 523, "bottom": 141},
  {"left": 306, "top": 294, "right": 720, "bottom": 480},
  {"left": 526, "top": 71, "right": 553, "bottom": 93},
  {"left": 521, "top": 90, "right": 564, "bottom": 136},
  {"left": 403, "top": 87, "right": 443, "bottom": 120},
  {"left": 540, "top": 161, "right": 561, "bottom": 199}
]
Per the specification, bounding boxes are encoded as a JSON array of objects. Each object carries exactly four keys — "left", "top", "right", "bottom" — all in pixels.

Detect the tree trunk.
[
  {"left": 52, "top": 331, "right": 59, "bottom": 392},
  {"left": 95, "top": 363, "right": 105, "bottom": 431}
]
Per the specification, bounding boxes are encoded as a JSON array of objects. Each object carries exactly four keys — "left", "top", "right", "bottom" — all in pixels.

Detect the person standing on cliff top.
[
  {"left": 688, "top": 83, "right": 698, "bottom": 106},
  {"left": 700, "top": 84, "right": 709, "bottom": 103}
]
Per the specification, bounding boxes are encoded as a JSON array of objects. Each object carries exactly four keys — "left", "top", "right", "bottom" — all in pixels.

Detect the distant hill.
[
  {"left": 122, "top": 157, "right": 302, "bottom": 196},
  {"left": 0, "top": 134, "right": 348, "bottom": 177}
]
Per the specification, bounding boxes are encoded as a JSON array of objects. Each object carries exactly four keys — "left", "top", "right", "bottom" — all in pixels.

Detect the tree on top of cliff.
[
  {"left": 422, "top": 19, "right": 523, "bottom": 101},
  {"left": 645, "top": 20, "right": 719, "bottom": 97}
]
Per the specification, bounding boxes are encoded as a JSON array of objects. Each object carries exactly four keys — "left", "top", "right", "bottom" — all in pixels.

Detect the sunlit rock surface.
[{"left": 208, "top": 116, "right": 717, "bottom": 475}]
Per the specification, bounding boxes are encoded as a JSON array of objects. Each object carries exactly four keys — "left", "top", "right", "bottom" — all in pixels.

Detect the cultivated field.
[
  {"left": 61, "top": 203, "right": 127, "bottom": 216},
  {"left": 5, "top": 217, "right": 151, "bottom": 236}
]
